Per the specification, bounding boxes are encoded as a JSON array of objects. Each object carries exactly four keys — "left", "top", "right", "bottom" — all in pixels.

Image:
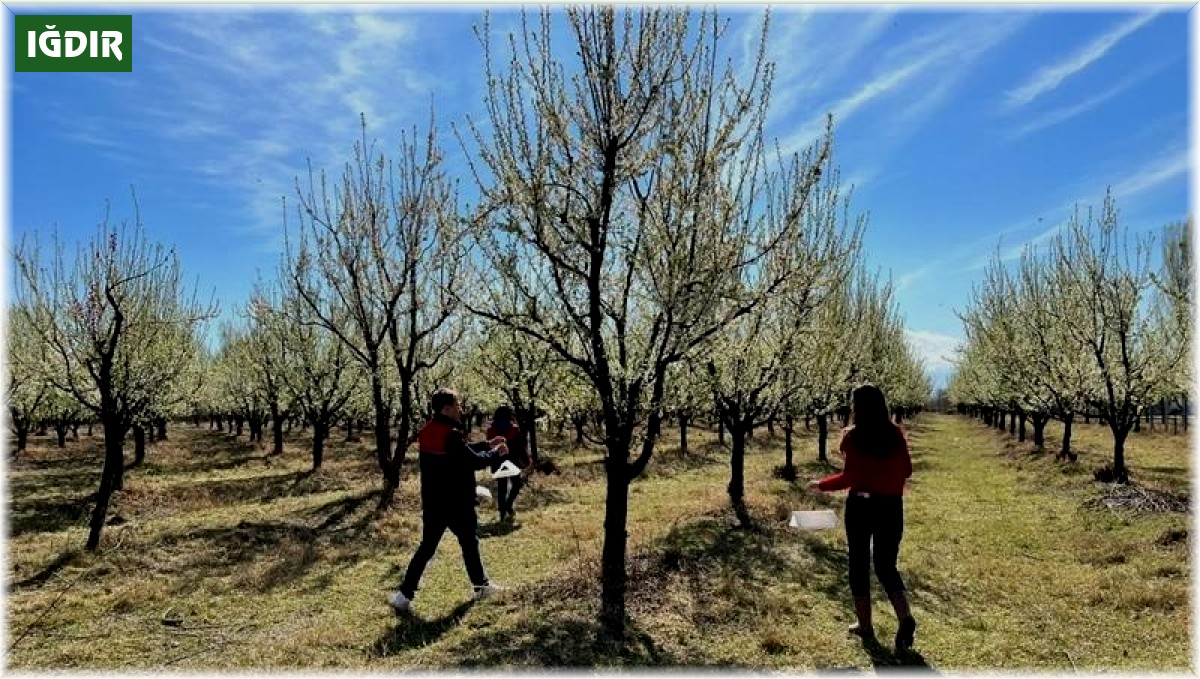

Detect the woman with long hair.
[
  {"left": 486, "top": 405, "right": 529, "bottom": 522},
  {"left": 811, "top": 383, "right": 917, "bottom": 652}
]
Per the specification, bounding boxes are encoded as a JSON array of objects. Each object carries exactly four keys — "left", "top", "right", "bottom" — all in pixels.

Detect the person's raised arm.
[{"left": 449, "top": 430, "right": 508, "bottom": 470}]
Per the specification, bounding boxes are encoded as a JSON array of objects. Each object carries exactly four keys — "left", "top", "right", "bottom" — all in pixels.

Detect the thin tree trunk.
[
  {"left": 311, "top": 421, "right": 327, "bottom": 471},
  {"left": 678, "top": 413, "right": 689, "bottom": 456},
  {"left": 87, "top": 418, "right": 125, "bottom": 551},
  {"left": 783, "top": 415, "right": 794, "bottom": 478},
  {"left": 132, "top": 423, "right": 146, "bottom": 466},
  {"left": 817, "top": 412, "right": 829, "bottom": 463}
]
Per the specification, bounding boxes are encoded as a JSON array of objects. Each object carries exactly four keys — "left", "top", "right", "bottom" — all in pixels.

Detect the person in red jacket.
[
  {"left": 388, "top": 388, "right": 509, "bottom": 615},
  {"left": 810, "top": 383, "right": 917, "bottom": 653},
  {"left": 486, "top": 405, "right": 529, "bottom": 523}
]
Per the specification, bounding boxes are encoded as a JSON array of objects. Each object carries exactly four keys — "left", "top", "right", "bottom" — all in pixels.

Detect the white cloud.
[
  {"left": 1003, "top": 10, "right": 1160, "bottom": 110},
  {"left": 905, "top": 329, "right": 963, "bottom": 374}
]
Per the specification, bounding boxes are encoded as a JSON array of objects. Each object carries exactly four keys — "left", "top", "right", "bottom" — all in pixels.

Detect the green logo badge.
[{"left": 16, "top": 15, "right": 132, "bottom": 72}]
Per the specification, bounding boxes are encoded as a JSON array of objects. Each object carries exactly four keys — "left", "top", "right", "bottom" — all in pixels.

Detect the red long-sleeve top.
[{"left": 816, "top": 425, "right": 912, "bottom": 496}]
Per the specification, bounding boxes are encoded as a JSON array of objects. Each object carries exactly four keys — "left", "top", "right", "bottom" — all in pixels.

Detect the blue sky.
[{"left": 7, "top": 5, "right": 1192, "bottom": 388}]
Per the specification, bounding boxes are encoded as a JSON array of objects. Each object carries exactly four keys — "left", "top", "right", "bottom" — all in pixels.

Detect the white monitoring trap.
[
  {"left": 475, "top": 485, "right": 492, "bottom": 502},
  {"left": 789, "top": 509, "right": 838, "bottom": 531},
  {"left": 491, "top": 459, "right": 522, "bottom": 479}
]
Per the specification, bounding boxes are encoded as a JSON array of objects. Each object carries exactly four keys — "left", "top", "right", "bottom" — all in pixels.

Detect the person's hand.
[
  {"left": 489, "top": 436, "right": 506, "bottom": 447},
  {"left": 807, "top": 479, "right": 822, "bottom": 490},
  {"left": 493, "top": 442, "right": 509, "bottom": 456}
]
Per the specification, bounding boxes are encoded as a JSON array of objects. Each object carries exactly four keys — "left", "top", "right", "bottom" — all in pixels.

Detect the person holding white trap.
[{"left": 388, "top": 388, "right": 509, "bottom": 614}]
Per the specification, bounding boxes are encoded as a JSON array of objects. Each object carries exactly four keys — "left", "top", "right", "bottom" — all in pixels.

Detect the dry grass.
[{"left": 5, "top": 414, "right": 1191, "bottom": 670}]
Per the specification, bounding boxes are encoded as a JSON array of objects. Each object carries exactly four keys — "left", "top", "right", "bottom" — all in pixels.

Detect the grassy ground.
[{"left": 5, "top": 413, "right": 1191, "bottom": 671}]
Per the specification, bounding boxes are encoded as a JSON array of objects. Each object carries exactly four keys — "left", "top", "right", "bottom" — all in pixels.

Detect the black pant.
[
  {"left": 398, "top": 505, "right": 488, "bottom": 599},
  {"left": 497, "top": 475, "right": 525, "bottom": 517},
  {"left": 844, "top": 494, "right": 906, "bottom": 597}
]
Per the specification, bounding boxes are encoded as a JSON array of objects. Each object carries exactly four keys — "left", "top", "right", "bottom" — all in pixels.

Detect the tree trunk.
[
  {"left": 678, "top": 413, "right": 689, "bottom": 456},
  {"left": 55, "top": 422, "right": 68, "bottom": 448},
  {"left": 817, "top": 412, "right": 829, "bottom": 463},
  {"left": 599, "top": 447, "right": 631, "bottom": 645},
  {"left": 72, "top": 422, "right": 80, "bottom": 440},
  {"left": 727, "top": 425, "right": 750, "bottom": 526},
  {"left": 15, "top": 421, "right": 29, "bottom": 453},
  {"left": 1018, "top": 413, "right": 1026, "bottom": 442},
  {"left": 766, "top": 417, "right": 775, "bottom": 437},
  {"left": 156, "top": 417, "right": 167, "bottom": 441},
  {"left": 1111, "top": 425, "right": 1130, "bottom": 483},
  {"left": 528, "top": 401, "right": 540, "bottom": 465},
  {"left": 132, "top": 423, "right": 146, "bottom": 467},
  {"left": 1008, "top": 411, "right": 1016, "bottom": 435},
  {"left": 1032, "top": 414, "right": 1047, "bottom": 448},
  {"left": 272, "top": 408, "right": 285, "bottom": 456},
  {"left": 1183, "top": 395, "right": 1189, "bottom": 432},
  {"left": 87, "top": 418, "right": 125, "bottom": 551},
  {"left": 1060, "top": 412, "right": 1075, "bottom": 460},
  {"left": 717, "top": 413, "right": 725, "bottom": 445},
  {"left": 372, "top": 376, "right": 398, "bottom": 505},
  {"left": 311, "top": 421, "right": 327, "bottom": 471},
  {"left": 573, "top": 416, "right": 586, "bottom": 445},
  {"left": 783, "top": 415, "right": 794, "bottom": 478}
]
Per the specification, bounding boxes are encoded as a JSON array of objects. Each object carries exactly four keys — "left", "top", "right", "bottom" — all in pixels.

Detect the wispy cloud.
[
  {"left": 904, "top": 329, "right": 963, "bottom": 374},
  {"left": 764, "top": 7, "right": 899, "bottom": 118},
  {"left": 955, "top": 145, "right": 1190, "bottom": 273},
  {"left": 1003, "top": 10, "right": 1160, "bottom": 110},
  {"left": 775, "top": 12, "right": 1030, "bottom": 177},
  {"left": 118, "top": 10, "right": 440, "bottom": 251},
  {"left": 1008, "top": 58, "right": 1174, "bottom": 139}
]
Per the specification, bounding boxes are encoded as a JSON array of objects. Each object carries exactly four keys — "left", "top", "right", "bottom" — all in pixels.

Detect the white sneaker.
[
  {"left": 472, "top": 583, "right": 504, "bottom": 601},
  {"left": 387, "top": 590, "right": 412, "bottom": 614}
]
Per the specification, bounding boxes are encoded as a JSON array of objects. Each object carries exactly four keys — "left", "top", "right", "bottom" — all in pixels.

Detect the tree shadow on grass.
[
  {"left": 147, "top": 489, "right": 385, "bottom": 592},
  {"left": 418, "top": 606, "right": 680, "bottom": 667},
  {"left": 11, "top": 549, "right": 81, "bottom": 590}
]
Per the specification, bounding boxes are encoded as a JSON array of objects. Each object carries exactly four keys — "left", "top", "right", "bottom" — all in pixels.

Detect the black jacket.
[{"left": 416, "top": 413, "right": 503, "bottom": 512}]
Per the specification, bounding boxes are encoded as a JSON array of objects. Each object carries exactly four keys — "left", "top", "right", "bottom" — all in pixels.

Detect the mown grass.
[{"left": 5, "top": 414, "right": 1191, "bottom": 671}]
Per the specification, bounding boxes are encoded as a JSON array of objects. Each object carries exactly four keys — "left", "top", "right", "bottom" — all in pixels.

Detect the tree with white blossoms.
[
  {"left": 1047, "top": 191, "right": 1186, "bottom": 482},
  {"left": 703, "top": 158, "right": 861, "bottom": 521},
  {"left": 7, "top": 305, "right": 50, "bottom": 455},
  {"left": 13, "top": 204, "right": 216, "bottom": 550},
  {"left": 253, "top": 281, "right": 362, "bottom": 472},
  {"left": 464, "top": 322, "right": 559, "bottom": 463},
  {"left": 842, "top": 273, "right": 929, "bottom": 421},
  {"left": 246, "top": 281, "right": 299, "bottom": 457},
  {"left": 286, "top": 115, "right": 468, "bottom": 506},
  {"left": 460, "top": 6, "right": 841, "bottom": 641},
  {"left": 953, "top": 189, "right": 1188, "bottom": 482},
  {"left": 1014, "top": 243, "right": 1095, "bottom": 458},
  {"left": 663, "top": 356, "right": 710, "bottom": 457},
  {"left": 789, "top": 239, "right": 875, "bottom": 467},
  {"left": 1150, "top": 219, "right": 1191, "bottom": 427}
]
